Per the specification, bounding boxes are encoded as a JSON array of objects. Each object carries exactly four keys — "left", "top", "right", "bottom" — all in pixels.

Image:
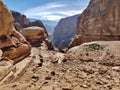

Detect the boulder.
[
  {"left": 2, "top": 44, "right": 31, "bottom": 64},
  {"left": 69, "top": 0, "right": 120, "bottom": 48},
  {"left": 20, "top": 26, "right": 47, "bottom": 47}
]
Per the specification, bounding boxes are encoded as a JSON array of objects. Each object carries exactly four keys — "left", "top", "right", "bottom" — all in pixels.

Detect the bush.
[{"left": 85, "top": 43, "right": 104, "bottom": 51}]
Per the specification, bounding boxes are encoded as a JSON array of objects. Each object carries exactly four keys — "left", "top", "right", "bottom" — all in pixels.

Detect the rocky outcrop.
[
  {"left": 66, "top": 41, "right": 120, "bottom": 66},
  {"left": 0, "top": 0, "right": 31, "bottom": 64},
  {"left": 69, "top": 0, "right": 120, "bottom": 48},
  {"left": 20, "top": 26, "right": 54, "bottom": 50},
  {"left": 53, "top": 14, "right": 80, "bottom": 50},
  {"left": 0, "top": 0, "right": 33, "bottom": 84},
  {"left": 11, "top": 11, "right": 29, "bottom": 28},
  {"left": 11, "top": 11, "right": 54, "bottom": 49},
  {"left": 20, "top": 26, "right": 47, "bottom": 47},
  {"left": 0, "top": 1, "right": 15, "bottom": 49},
  {"left": 11, "top": 11, "right": 48, "bottom": 36}
]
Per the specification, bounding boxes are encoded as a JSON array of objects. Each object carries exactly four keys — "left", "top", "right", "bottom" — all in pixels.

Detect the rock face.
[
  {"left": 11, "top": 11, "right": 54, "bottom": 49},
  {"left": 53, "top": 14, "right": 80, "bottom": 50},
  {"left": 0, "top": 1, "right": 32, "bottom": 84},
  {"left": 0, "top": 1, "right": 15, "bottom": 48},
  {"left": 69, "top": 0, "right": 120, "bottom": 48},
  {"left": 20, "top": 26, "right": 47, "bottom": 47},
  {"left": 0, "top": 0, "right": 31, "bottom": 64}
]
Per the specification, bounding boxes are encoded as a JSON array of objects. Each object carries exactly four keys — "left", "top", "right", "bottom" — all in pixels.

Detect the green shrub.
[{"left": 85, "top": 43, "right": 104, "bottom": 51}]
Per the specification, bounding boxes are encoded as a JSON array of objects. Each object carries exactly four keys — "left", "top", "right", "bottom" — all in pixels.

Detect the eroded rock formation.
[
  {"left": 69, "top": 0, "right": 120, "bottom": 48},
  {"left": 20, "top": 26, "right": 54, "bottom": 50},
  {"left": 11, "top": 11, "right": 48, "bottom": 36},
  {"left": 20, "top": 26, "right": 47, "bottom": 47},
  {"left": 0, "top": 0, "right": 31, "bottom": 64},
  {"left": 0, "top": 1, "right": 15, "bottom": 48}
]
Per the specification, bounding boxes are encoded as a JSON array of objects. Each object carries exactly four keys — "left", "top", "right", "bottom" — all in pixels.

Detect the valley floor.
[{"left": 0, "top": 41, "right": 120, "bottom": 90}]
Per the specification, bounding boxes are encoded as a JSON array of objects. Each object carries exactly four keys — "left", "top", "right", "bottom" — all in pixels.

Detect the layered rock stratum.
[
  {"left": 20, "top": 26, "right": 47, "bottom": 47},
  {"left": 0, "top": 0, "right": 31, "bottom": 64},
  {"left": 69, "top": 0, "right": 120, "bottom": 48}
]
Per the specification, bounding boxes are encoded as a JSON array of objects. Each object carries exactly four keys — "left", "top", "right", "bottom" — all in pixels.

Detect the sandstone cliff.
[
  {"left": 0, "top": 0, "right": 31, "bottom": 64},
  {"left": 69, "top": 0, "right": 120, "bottom": 48},
  {"left": 53, "top": 14, "right": 80, "bottom": 50}
]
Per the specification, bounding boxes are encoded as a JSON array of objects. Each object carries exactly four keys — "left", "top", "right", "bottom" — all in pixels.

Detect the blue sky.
[{"left": 3, "top": 0, "right": 90, "bottom": 21}]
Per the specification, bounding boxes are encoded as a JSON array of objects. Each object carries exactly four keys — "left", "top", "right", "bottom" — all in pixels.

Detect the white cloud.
[
  {"left": 57, "top": 10, "right": 83, "bottom": 16},
  {"left": 25, "top": 2, "right": 66, "bottom": 12},
  {"left": 24, "top": 2, "right": 84, "bottom": 21},
  {"left": 41, "top": 15, "right": 63, "bottom": 21}
]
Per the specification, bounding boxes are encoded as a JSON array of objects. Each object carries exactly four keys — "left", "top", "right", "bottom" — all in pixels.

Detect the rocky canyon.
[{"left": 0, "top": 0, "right": 120, "bottom": 90}]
